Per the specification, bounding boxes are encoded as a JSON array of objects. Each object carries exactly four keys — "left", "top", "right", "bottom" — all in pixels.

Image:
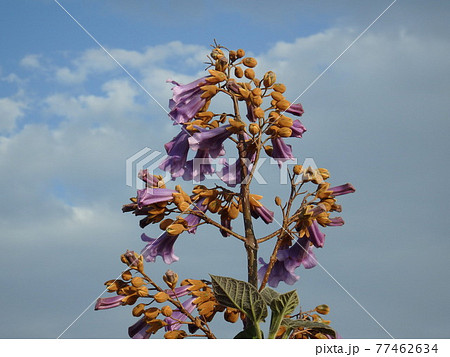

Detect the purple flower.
[
  {"left": 271, "top": 137, "right": 293, "bottom": 167},
  {"left": 138, "top": 169, "right": 162, "bottom": 188},
  {"left": 94, "top": 295, "right": 125, "bottom": 310},
  {"left": 329, "top": 183, "right": 356, "bottom": 196},
  {"left": 141, "top": 232, "right": 180, "bottom": 264},
  {"left": 290, "top": 119, "right": 307, "bottom": 138},
  {"left": 249, "top": 197, "right": 274, "bottom": 224},
  {"left": 285, "top": 103, "right": 304, "bottom": 116},
  {"left": 136, "top": 187, "right": 176, "bottom": 209},
  {"left": 159, "top": 130, "right": 191, "bottom": 179},
  {"left": 167, "top": 78, "right": 208, "bottom": 124},
  {"left": 128, "top": 317, "right": 151, "bottom": 339},
  {"left": 258, "top": 238, "right": 317, "bottom": 288},
  {"left": 218, "top": 149, "right": 256, "bottom": 187},
  {"left": 166, "top": 285, "right": 191, "bottom": 299},
  {"left": 189, "top": 125, "right": 232, "bottom": 158},
  {"left": 308, "top": 220, "right": 326, "bottom": 248},
  {"left": 246, "top": 103, "right": 257, "bottom": 122},
  {"left": 220, "top": 213, "right": 232, "bottom": 237},
  {"left": 165, "top": 297, "right": 197, "bottom": 331},
  {"left": 184, "top": 198, "right": 208, "bottom": 233},
  {"left": 182, "top": 149, "right": 215, "bottom": 182},
  {"left": 327, "top": 217, "right": 345, "bottom": 226}
]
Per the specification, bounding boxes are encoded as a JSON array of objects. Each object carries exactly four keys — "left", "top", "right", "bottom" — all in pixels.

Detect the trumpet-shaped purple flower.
[
  {"left": 308, "top": 220, "right": 326, "bottom": 248},
  {"left": 220, "top": 213, "right": 232, "bottom": 238},
  {"left": 141, "top": 232, "right": 180, "bottom": 264},
  {"left": 159, "top": 130, "right": 191, "bottom": 179},
  {"left": 138, "top": 169, "right": 161, "bottom": 188},
  {"left": 164, "top": 297, "right": 197, "bottom": 331},
  {"left": 166, "top": 285, "right": 191, "bottom": 299},
  {"left": 184, "top": 198, "right": 208, "bottom": 233},
  {"left": 327, "top": 217, "right": 345, "bottom": 226},
  {"left": 94, "top": 295, "right": 125, "bottom": 310},
  {"left": 189, "top": 125, "right": 232, "bottom": 158},
  {"left": 290, "top": 119, "right": 307, "bottom": 138},
  {"left": 136, "top": 187, "right": 176, "bottom": 209},
  {"left": 182, "top": 149, "right": 215, "bottom": 182},
  {"left": 285, "top": 103, "right": 304, "bottom": 116},
  {"left": 271, "top": 137, "right": 293, "bottom": 167},
  {"left": 218, "top": 149, "right": 256, "bottom": 187},
  {"left": 128, "top": 317, "right": 151, "bottom": 339},
  {"left": 246, "top": 103, "right": 257, "bottom": 122},
  {"left": 251, "top": 204, "right": 274, "bottom": 224},
  {"left": 329, "top": 183, "right": 356, "bottom": 196},
  {"left": 167, "top": 78, "right": 208, "bottom": 124},
  {"left": 258, "top": 237, "right": 317, "bottom": 288}
]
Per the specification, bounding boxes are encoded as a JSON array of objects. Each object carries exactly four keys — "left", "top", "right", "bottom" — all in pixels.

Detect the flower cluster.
[{"left": 96, "top": 43, "right": 356, "bottom": 339}]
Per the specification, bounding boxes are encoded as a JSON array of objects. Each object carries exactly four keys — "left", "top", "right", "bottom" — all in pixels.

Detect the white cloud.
[
  {"left": 19, "top": 54, "right": 42, "bottom": 69},
  {"left": 0, "top": 97, "right": 26, "bottom": 133}
]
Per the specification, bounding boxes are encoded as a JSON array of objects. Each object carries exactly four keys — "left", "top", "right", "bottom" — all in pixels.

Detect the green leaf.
[
  {"left": 281, "top": 318, "right": 337, "bottom": 338},
  {"left": 260, "top": 287, "right": 280, "bottom": 305},
  {"left": 233, "top": 325, "right": 260, "bottom": 339},
  {"left": 267, "top": 290, "right": 299, "bottom": 338},
  {"left": 210, "top": 275, "right": 267, "bottom": 324}
]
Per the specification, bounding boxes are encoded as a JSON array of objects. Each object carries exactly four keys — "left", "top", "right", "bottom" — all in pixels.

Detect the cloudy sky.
[{"left": 1, "top": 0, "right": 449, "bottom": 339}]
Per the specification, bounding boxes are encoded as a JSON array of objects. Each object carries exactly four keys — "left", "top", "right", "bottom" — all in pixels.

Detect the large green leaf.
[
  {"left": 260, "top": 287, "right": 280, "bottom": 305},
  {"left": 233, "top": 325, "right": 261, "bottom": 339},
  {"left": 267, "top": 290, "right": 299, "bottom": 338},
  {"left": 282, "top": 318, "right": 337, "bottom": 338},
  {"left": 210, "top": 275, "right": 267, "bottom": 323}
]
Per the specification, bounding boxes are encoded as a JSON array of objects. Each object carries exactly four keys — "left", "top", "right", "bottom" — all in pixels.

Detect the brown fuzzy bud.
[
  {"left": 263, "top": 71, "right": 277, "bottom": 87},
  {"left": 238, "top": 87, "right": 250, "bottom": 99},
  {"left": 272, "top": 83, "right": 286, "bottom": 93},
  {"left": 251, "top": 95, "right": 263, "bottom": 107},
  {"left": 276, "top": 99, "right": 291, "bottom": 111},
  {"left": 121, "top": 270, "right": 132, "bottom": 281},
  {"left": 159, "top": 218, "right": 174, "bottom": 231},
  {"left": 236, "top": 49, "right": 245, "bottom": 58},
  {"left": 178, "top": 201, "right": 191, "bottom": 212},
  {"left": 242, "top": 57, "right": 257, "bottom": 68},
  {"left": 161, "top": 305, "right": 173, "bottom": 317},
  {"left": 137, "top": 286, "right": 149, "bottom": 297},
  {"left": 254, "top": 107, "right": 265, "bottom": 118},
  {"left": 208, "top": 199, "right": 221, "bottom": 213},
  {"left": 166, "top": 223, "right": 185, "bottom": 236},
  {"left": 164, "top": 330, "right": 187, "bottom": 339},
  {"left": 229, "top": 50, "right": 237, "bottom": 62},
  {"left": 234, "top": 66, "right": 243, "bottom": 78},
  {"left": 249, "top": 123, "right": 260, "bottom": 135},
  {"left": 144, "top": 307, "right": 160, "bottom": 319},
  {"left": 278, "top": 116, "right": 293, "bottom": 127},
  {"left": 131, "top": 276, "right": 145, "bottom": 288},
  {"left": 278, "top": 127, "right": 292, "bottom": 137},
  {"left": 154, "top": 292, "right": 169, "bottom": 303},
  {"left": 293, "top": 165, "right": 303, "bottom": 175},
  {"left": 244, "top": 68, "right": 255, "bottom": 79},
  {"left": 207, "top": 69, "right": 227, "bottom": 83},
  {"left": 215, "top": 56, "right": 228, "bottom": 72},
  {"left": 211, "top": 48, "right": 224, "bottom": 60},
  {"left": 227, "top": 204, "right": 240, "bottom": 220},
  {"left": 275, "top": 196, "right": 282, "bottom": 206},
  {"left": 264, "top": 145, "right": 273, "bottom": 156},
  {"left": 132, "top": 303, "right": 146, "bottom": 317},
  {"left": 271, "top": 91, "right": 285, "bottom": 101},
  {"left": 252, "top": 88, "right": 262, "bottom": 96},
  {"left": 315, "top": 304, "right": 330, "bottom": 315},
  {"left": 224, "top": 307, "right": 240, "bottom": 323},
  {"left": 163, "top": 270, "right": 179, "bottom": 289},
  {"left": 315, "top": 333, "right": 329, "bottom": 339},
  {"left": 318, "top": 168, "right": 330, "bottom": 180}
]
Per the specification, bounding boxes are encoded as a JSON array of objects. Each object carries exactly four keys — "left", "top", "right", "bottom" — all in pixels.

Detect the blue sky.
[{"left": 1, "top": 0, "right": 449, "bottom": 339}]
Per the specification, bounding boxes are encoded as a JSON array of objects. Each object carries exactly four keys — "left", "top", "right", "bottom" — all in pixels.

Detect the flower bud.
[
  {"left": 178, "top": 201, "right": 191, "bottom": 212},
  {"left": 164, "top": 330, "right": 187, "bottom": 339},
  {"left": 275, "top": 196, "right": 282, "bottom": 206},
  {"left": 264, "top": 145, "right": 273, "bottom": 156},
  {"left": 211, "top": 47, "right": 224, "bottom": 60},
  {"left": 252, "top": 88, "right": 262, "bottom": 96},
  {"left": 271, "top": 91, "right": 285, "bottom": 101},
  {"left": 161, "top": 305, "right": 173, "bottom": 317},
  {"left": 144, "top": 307, "right": 160, "bottom": 319},
  {"left": 278, "top": 127, "right": 292, "bottom": 137},
  {"left": 137, "top": 286, "right": 149, "bottom": 297},
  {"left": 278, "top": 116, "right": 293, "bottom": 127},
  {"left": 236, "top": 49, "right": 245, "bottom": 58},
  {"left": 263, "top": 71, "right": 276, "bottom": 87},
  {"left": 224, "top": 307, "right": 240, "bottom": 323},
  {"left": 166, "top": 223, "right": 185, "bottom": 236},
  {"left": 276, "top": 100, "right": 291, "bottom": 111},
  {"left": 234, "top": 66, "right": 243, "bottom": 78},
  {"left": 249, "top": 123, "right": 260, "bottom": 135},
  {"left": 293, "top": 165, "right": 303, "bottom": 175},
  {"left": 272, "top": 83, "right": 286, "bottom": 93},
  {"left": 318, "top": 168, "right": 330, "bottom": 180},
  {"left": 229, "top": 50, "right": 237, "bottom": 62},
  {"left": 242, "top": 57, "right": 257, "bottom": 68},
  {"left": 315, "top": 333, "right": 328, "bottom": 339},
  {"left": 121, "top": 270, "right": 132, "bottom": 281},
  {"left": 163, "top": 269, "right": 179, "bottom": 289},
  {"left": 227, "top": 204, "right": 240, "bottom": 220},
  {"left": 251, "top": 95, "right": 263, "bottom": 107},
  {"left": 159, "top": 218, "right": 174, "bottom": 231},
  {"left": 132, "top": 303, "right": 146, "bottom": 317},
  {"left": 254, "top": 107, "right": 265, "bottom": 118},
  {"left": 315, "top": 304, "right": 330, "bottom": 315},
  {"left": 244, "top": 68, "right": 255, "bottom": 79},
  {"left": 131, "top": 276, "right": 144, "bottom": 287},
  {"left": 154, "top": 291, "right": 169, "bottom": 303}
]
